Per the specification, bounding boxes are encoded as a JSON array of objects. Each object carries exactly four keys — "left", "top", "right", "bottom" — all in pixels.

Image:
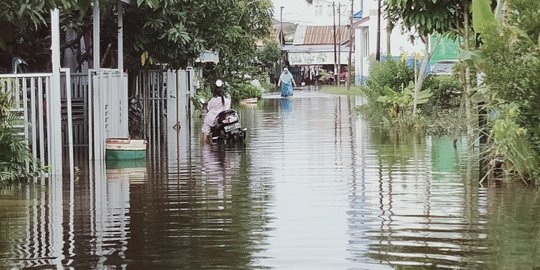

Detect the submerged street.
[{"left": 1, "top": 91, "right": 540, "bottom": 269}]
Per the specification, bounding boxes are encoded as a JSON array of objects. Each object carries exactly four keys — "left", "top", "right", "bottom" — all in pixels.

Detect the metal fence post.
[
  {"left": 61, "top": 68, "right": 75, "bottom": 177},
  {"left": 50, "top": 8, "right": 63, "bottom": 175}
]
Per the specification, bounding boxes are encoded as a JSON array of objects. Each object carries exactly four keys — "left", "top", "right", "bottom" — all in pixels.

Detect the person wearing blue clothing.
[{"left": 278, "top": 68, "right": 296, "bottom": 97}]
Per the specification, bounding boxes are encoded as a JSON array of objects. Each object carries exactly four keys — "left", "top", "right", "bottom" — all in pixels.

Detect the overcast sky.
[
  {"left": 271, "top": 0, "right": 354, "bottom": 25},
  {"left": 271, "top": 0, "right": 312, "bottom": 24}
]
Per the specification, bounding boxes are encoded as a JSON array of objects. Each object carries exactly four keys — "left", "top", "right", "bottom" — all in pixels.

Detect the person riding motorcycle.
[{"left": 202, "top": 79, "right": 231, "bottom": 142}]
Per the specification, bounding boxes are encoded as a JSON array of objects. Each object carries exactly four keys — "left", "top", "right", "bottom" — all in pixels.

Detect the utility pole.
[
  {"left": 338, "top": 4, "right": 341, "bottom": 85},
  {"left": 279, "top": 5, "right": 285, "bottom": 86},
  {"left": 376, "top": 0, "right": 381, "bottom": 61},
  {"left": 280, "top": 6, "right": 284, "bottom": 44},
  {"left": 332, "top": 1, "right": 338, "bottom": 85},
  {"left": 347, "top": 0, "right": 354, "bottom": 89}
]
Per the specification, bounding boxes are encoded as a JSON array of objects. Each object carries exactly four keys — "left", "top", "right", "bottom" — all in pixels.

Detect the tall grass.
[{"left": 320, "top": 86, "right": 365, "bottom": 96}]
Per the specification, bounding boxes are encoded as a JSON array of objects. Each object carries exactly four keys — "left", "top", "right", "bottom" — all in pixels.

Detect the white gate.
[
  {"left": 136, "top": 69, "right": 194, "bottom": 130},
  {"left": 0, "top": 70, "right": 74, "bottom": 177},
  {"left": 88, "top": 68, "right": 128, "bottom": 161},
  {"left": 135, "top": 69, "right": 195, "bottom": 169}
]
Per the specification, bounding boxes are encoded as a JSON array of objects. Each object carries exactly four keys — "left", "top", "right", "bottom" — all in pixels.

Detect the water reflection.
[
  {"left": 353, "top": 129, "right": 485, "bottom": 268},
  {"left": 280, "top": 98, "right": 292, "bottom": 114},
  {"left": 2, "top": 92, "right": 540, "bottom": 269}
]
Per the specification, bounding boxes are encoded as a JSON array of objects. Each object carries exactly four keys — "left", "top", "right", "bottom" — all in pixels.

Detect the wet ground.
[{"left": 1, "top": 90, "right": 540, "bottom": 269}]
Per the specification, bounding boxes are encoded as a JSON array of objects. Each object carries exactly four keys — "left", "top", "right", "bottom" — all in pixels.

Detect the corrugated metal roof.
[{"left": 303, "top": 26, "right": 349, "bottom": 45}]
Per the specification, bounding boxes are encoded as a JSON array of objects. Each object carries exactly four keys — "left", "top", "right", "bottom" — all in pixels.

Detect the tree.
[
  {"left": 385, "top": 0, "right": 466, "bottom": 37},
  {"left": 385, "top": 0, "right": 480, "bottom": 180},
  {"left": 470, "top": 0, "right": 540, "bottom": 181},
  {"left": 0, "top": 0, "right": 92, "bottom": 72},
  {"left": 386, "top": 0, "right": 467, "bottom": 115},
  {"left": 0, "top": 0, "right": 273, "bottom": 76},
  {"left": 125, "top": 0, "right": 273, "bottom": 75},
  {"left": 255, "top": 40, "right": 281, "bottom": 75}
]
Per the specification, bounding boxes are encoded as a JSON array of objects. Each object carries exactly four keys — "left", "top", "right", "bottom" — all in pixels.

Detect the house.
[
  {"left": 282, "top": 25, "right": 351, "bottom": 85},
  {"left": 353, "top": 0, "right": 425, "bottom": 85}
]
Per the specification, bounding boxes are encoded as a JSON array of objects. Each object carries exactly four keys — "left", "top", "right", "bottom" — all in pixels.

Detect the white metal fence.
[
  {"left": 0, "top": 67, "right": 192, "bottom": 176},
  {"left": 62, "top": 73, "right": 89, "bottom": 146},
  {"left": 136, "top": 69, "right": 194, "bottom": 134},
  {"left": 0, "top": 71, "right": 74, "bottom": 177},
  {"left": 88, "top": 69, "right": 128, "bottom": 161},
  {"left": 135, "top": 69, "right": 194, "bottom": 170}
]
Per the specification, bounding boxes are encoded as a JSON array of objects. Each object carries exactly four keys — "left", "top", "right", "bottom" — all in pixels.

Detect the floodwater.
[{"left": 2, "top": 91, "right": 540, "bottom": 269}]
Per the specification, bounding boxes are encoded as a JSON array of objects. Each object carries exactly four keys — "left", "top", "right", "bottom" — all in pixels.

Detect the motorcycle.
[{"left": 210, "top": 109, "right": 247, "bottom": 144}]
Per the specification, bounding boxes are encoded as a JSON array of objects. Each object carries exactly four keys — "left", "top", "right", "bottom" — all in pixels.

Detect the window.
[{"left": 363, "top": 30, "right": 369, "bottom": 57}]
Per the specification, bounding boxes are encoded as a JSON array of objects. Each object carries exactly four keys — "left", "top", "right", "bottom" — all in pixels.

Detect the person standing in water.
[
  {"left": 202, "top": 79, "right": 231, "bottom": 143},
  {"left": 278, "top": 68, "right": 296, "bottom": 97}
]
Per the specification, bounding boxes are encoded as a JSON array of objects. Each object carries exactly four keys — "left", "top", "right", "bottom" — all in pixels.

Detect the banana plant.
[{"left": 377, "top": 82, "right": 432, "bottom": 119}]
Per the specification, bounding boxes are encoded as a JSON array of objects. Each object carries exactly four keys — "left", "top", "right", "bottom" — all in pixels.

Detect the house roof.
[{"left": 295, "top": 25, "right": 350, "bottom": 45}]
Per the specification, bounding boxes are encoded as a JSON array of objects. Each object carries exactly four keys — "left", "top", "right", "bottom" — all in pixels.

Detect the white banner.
[{"left": 288, "top": 51, "right": 350, "bottom": 65}]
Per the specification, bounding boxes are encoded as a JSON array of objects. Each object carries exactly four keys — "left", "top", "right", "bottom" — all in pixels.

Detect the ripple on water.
[{"left": 1, "top": 93, "right": 540, "bottom": 269}]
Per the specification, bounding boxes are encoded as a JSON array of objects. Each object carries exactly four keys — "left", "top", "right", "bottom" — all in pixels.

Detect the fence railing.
[
  {"left": 62, "top": 73, "right": 89, "bottom": 146},
  {"left": 135, "top": 69, "right": 195, "bottom": 170},
  {"left": 88, "top": 69, "right": 128, "bottom": 161},
  {"left": 0, "top": 71, "right": 75, "bottom": 177}
]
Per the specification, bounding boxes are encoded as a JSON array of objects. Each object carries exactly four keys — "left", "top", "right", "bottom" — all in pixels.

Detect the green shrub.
[
  {"left": 358, "top": 58, "right": 466, "bottom": 135},
  {"left": 423, "top": 75, "right": 462, "bottom": 114},
  {"left": 425, "top": 108, "right": 466, "bottom": 136},
  {"left": 258, "top": 79, "right": 275, "bottom": 92},
  {"left": 0, "top": 90, "right": 42, "bottom": 182},
  {"left": 477, "top": 0, "right": 540, "bottom": 183},
  {"left": 489, "top": 103, "right": 540, "bottom": 180},
  {"left": 229, "top": 83, "right": 262, "bottom": 102},
  {"left": 191, "top": 86, "right": 212, "bottom": 111},
  {"left": 365, "top": 58, "right": 414, "bottom": 102}
]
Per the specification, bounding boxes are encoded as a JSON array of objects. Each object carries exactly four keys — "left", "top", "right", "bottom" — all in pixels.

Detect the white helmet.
[{"left": 215, "top": 79, "right": 224, "bottom": 87}]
